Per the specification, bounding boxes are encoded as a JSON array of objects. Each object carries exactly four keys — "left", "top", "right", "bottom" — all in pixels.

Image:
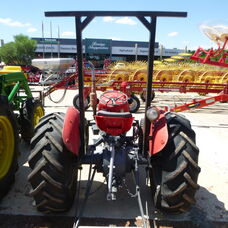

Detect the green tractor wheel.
[
  {"left": 0, "top": 96, "right": 19, "bottom": 200},
  {"left": 20, "top": 98, "right": 44, "bottom": 142}
]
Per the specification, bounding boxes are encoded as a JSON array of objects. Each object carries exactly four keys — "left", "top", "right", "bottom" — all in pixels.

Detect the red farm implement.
[
  {"left": 34, "top": 65, "right": 228, "bottom": 114},
  {"left": 190, "top": 24, "right": 228, "bottom": 68}
]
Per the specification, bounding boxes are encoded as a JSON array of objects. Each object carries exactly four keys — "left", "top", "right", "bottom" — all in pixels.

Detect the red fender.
[
  {"left": 62, "top": 106, "right": 81, "bottom": 156},
  {"left": 149, "top": 112, "right": 168, "bottom": 156}
]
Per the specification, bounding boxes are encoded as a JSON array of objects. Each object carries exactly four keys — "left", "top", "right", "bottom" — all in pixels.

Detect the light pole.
[
  {"left": 160, "top": 44, "right": 164, "bottom": 60},
  {"left": 135, "top": 43, "right": 138, "bottom": 61},
  {"left": 42, "top": 22, "right": 45, "bottom": 58},
  {"left": 50, "top": 21, "right": 53, "bottom": 58},
  {"left": 58, "top": 25, "right": 60, "bottom": 58}
]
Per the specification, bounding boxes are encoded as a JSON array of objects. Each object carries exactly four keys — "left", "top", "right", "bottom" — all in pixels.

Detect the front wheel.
[
  {"left": 150, "top": 112, "right": 200, "bottom": 213},
  {"left": 140, "top": 91, "right": 155, "bottom": 102},
  {"left": 129, "top": 94, "right": 140, "bottom": 113},
  {"left": 28, "top": 112, "right": 78, "bottom": 213},
  {"left": 0, "top": 96, "right": 19, "bottom": 200},
  {"left": 73, "top": 94, "right": 90, "bottom": 110}
]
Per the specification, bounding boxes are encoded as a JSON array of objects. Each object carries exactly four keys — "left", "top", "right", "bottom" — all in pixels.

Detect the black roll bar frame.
[{"left": 45, "top": 11, "right": 187, "bottom": 158}]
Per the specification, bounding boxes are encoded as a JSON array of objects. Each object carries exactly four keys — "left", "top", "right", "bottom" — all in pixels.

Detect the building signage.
[
  {"left": 35, "top": 39, "right": 183, "bottom": 57},
  {"left": 112, "top": 46, "right": 182, "bottom": 56},
  {"left": 40, "top": 38, "right": 59, "bottom": 44},
  {"left": 85, "top": 39, "right": 111, "bottom": 54},
  {"left": 112, "top": 46, "right": 160, "bottom": 56},
  {"left": 36, "top": 44, "right": 86, "bottom": 53},
  {"left": 163, "top": 49, "right": 182, "bottom": 56}
]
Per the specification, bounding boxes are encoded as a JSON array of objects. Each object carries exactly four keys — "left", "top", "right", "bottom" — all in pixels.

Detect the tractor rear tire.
[
  {"left": 20, "top": 98, "right": 44, "bottom": 142},
  {"left": 129, "top": 94, "right": 140, "bottom": 113},
  {"left": 150, "top": 112, "right": 200, "bottom": 214},
  {"left": 0, "top": 96, "right": 19, "bottom": 200},
  {"left": 28, "top": 112, "right": 78, "bottom": 213},
  {"left": 73, "top": 94, "right": 90, "bottom": 110}
]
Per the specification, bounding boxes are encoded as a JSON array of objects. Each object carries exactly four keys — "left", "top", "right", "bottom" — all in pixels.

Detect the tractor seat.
[
  {"left": 96, "top": 110, "right": 134, "bottom": 136},
  {"left": 97, "top": 110, "right": 132, "bottom": 118}
]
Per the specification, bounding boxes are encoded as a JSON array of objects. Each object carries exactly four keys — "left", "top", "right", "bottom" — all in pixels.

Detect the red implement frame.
[
  {"left": 190, "top": 37, "right": 228, "bottom": 68},
  {"left": 164, "top": 92, "right": 228, "bottom": 113},
  {"left": 106, "top": 80, "right": 228, "bottom": 95},
  {"left": 42, "top": 72, "right": 228, "bottom": 112}
]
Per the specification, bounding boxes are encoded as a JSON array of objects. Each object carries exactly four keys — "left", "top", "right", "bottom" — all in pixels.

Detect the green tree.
[{"left": 0, "top": 34, "right": 37, "bottom": 65}]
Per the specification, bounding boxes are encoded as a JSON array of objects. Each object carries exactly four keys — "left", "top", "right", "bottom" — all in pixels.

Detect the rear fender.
[
  {"left": 62, "top": 106, "right": 81, "bottom": 156},
  {"left": 149, "top": 112, "right": 168, "bottom": 156}
]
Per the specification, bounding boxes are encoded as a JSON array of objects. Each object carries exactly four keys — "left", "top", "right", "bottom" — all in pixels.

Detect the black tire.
[
  {"left": 0, "top": 96, "right": 19, "bottom": 200},
  {"left": 150, "top": 112, "right": 200, "bottom": 214},
  {"left": 129, "top": 94, "right": 140, "bottom": 113},
  {"left": 73, "top": 94, "right": 90, "bottom": 110},
  {"left": 20, "top": 98, "right": 44, "bottom": 142},
  {"left": 140, "top": 91, "right": 155, "bottom": 102},
  {"left": 28, "top": 112, "right": 78, "bottom": 213},
  {"left": 138, "top": 118, "right": 144, "bottom": 155}
]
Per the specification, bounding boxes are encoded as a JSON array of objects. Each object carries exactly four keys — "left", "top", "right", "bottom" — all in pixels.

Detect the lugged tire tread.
[
  {"left": 28, "top": 142, "right": 48, "bottom": 169},
  {"left": 161, "top": 200, "right": 185, "bottom": 210},
  {"left": 179, "top": 131, "right": 199, "bottom": 153},
  {"left": 29, "top": 180, "right": 46, "bottom": 196},
  {"left": 28, "top": 159, "right": 47, "bottom": 183},
  {"left": 150, "top": 112, "right": 200, "bottom": 214},
  {"left": 164, "top": 161, "right": 188, "bottom": 183},
  {"left": 49, "top": 119, "right": 63, "bottom": 134},
  {"left": 29, "top": 112, "right": 65, "bottom": 168},
  {"left": 46, "top": 132, "right": 63, "bottom": 152},
  {"left": 28, "top": 112, "right": 78, "bottom": 213},
  {"left": 34, "top": 112, "right": 64, "bottom": 132},
  {"left": 36, "top": 199, "right": 48, "bottom": 208},
  {"left": 41, "top": 171, "right": 63, "bottom": 189},
  {"left": 42, "top": 191, "right": 64, "bottom": 203},
  {"left": 30, "top": 126, "right": 52, "bottom": 148},
  {"left": 42, "top": 150, "right": 64, "bottom": 172},
  {"left": 183, "top": 150, "right": 201, "bottom": 172},
  {"left": 164, "top": 182, "right": 187, "bottom": 199},
  {"left": 184, "top": 172, "right": 200, "bottom": 189}
]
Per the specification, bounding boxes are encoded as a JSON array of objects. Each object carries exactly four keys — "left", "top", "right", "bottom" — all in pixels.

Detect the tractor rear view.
[
  {"left": 27, "top": 11, "right": 200, "bottom": 226},
  {"left": 28, "top": 92, "right": 200, "bottom": 214}
]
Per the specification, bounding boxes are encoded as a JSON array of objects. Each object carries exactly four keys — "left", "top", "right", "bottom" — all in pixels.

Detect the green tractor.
[{"left": 0, "top": 66, "right": 44, "bottom": 200}]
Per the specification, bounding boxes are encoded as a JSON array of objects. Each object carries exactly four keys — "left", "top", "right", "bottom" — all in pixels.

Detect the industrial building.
[{"left": 32, "top": 37, "right": 184, "bottom": 67}]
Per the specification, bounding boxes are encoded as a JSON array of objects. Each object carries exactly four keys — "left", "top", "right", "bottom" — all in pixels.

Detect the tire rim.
[
  {"left": 33, "top": 106, "right": 44, "bottom": 127},
  {"left": 129, "top": 98, "right": 137, "bottom": 111},
  {"left": 0, "top": 116, "right": 14, "bottom": 179},
  {"left": 76, "top": 97, "right": 89, "bottom": 108}
]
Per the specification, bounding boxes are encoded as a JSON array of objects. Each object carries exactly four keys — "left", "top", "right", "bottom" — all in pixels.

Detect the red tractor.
[{"left": 27, "top": 11, "right": 200, "bottom": 225}]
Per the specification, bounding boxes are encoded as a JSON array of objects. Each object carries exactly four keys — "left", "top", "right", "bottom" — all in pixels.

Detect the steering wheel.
[{"left": 100, "top": 93, "right": 128, "bottom": 105}]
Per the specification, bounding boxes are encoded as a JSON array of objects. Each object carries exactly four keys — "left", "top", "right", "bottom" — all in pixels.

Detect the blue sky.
[{"left": 1, "top": 0, "right": 228, "bottom": 50}]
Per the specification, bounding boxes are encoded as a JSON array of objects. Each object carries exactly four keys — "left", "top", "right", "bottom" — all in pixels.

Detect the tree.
[{"left": 0, "top": 34, "right": 37, "bottom": 65}]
